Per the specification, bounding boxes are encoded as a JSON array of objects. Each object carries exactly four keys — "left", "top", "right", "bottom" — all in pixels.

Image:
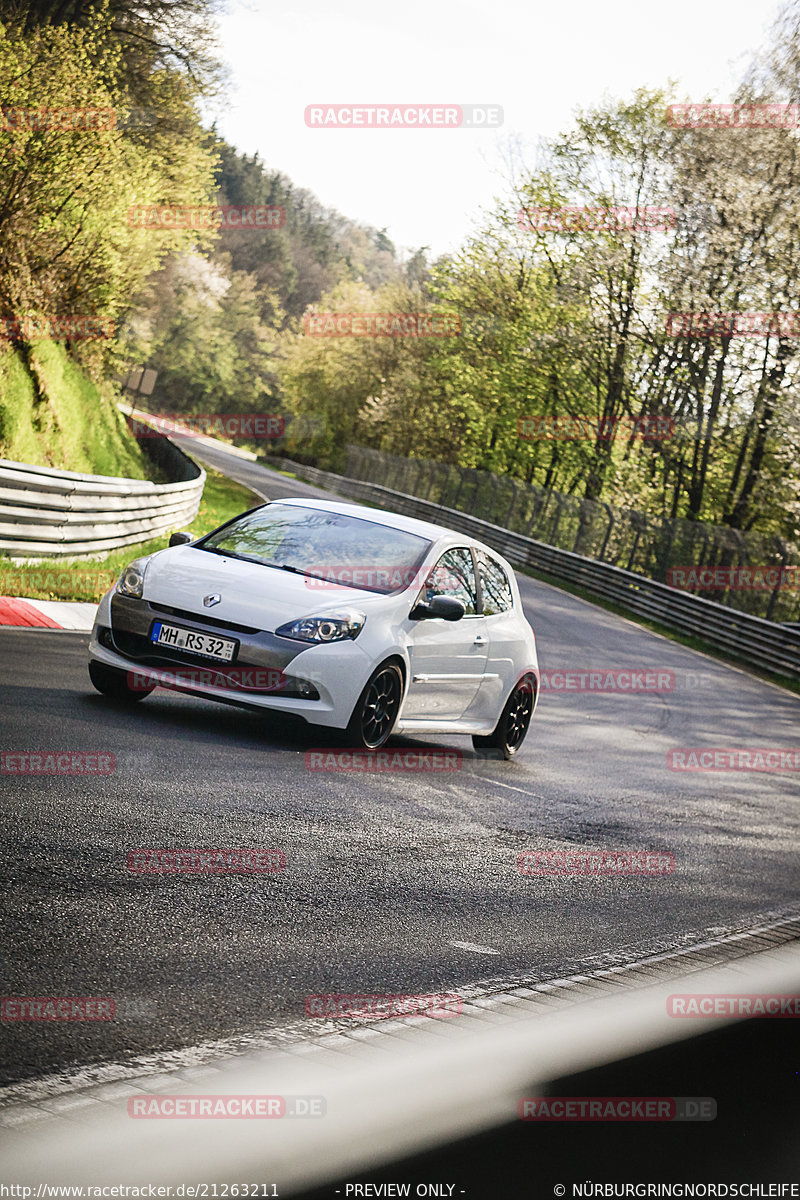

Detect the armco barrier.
[
  {"left": 0, "top": 427, "right": 204, "bottom": 558},
  {"left": 266, "top": 456, "right": 800, "bottom": 681}
]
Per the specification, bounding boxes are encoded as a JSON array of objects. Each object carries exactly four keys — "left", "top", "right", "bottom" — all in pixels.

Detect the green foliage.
[
  {"left": 278, "top": 76, "right": 800, "bottom": 544},
  {"left": 121, "top": 251, "right": 283, "bottom": 415},
  {"left": 0, "top": 340, "right": 151, "bottom": 477},
  {"left": 3, "top": 0, "right": 798, "bottom": 555},
  {"left": 0, "top": 14, "right": 218, "bottom": 330}
]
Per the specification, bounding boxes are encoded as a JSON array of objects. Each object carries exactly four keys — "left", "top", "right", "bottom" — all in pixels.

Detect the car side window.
[
  {"left": 477, "top": 551, "right": 514, "bottom": 615},
  {"left": 419, "top": 548, "right": 478, "bottom": 616}
]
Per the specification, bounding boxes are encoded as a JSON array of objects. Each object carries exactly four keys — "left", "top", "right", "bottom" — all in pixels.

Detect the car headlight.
[
  {"left": 276, "top": 610, "right": 366, "bottom": 643},
  {"left": 116, "top": 558, "right": 149, "bottom": 600}
]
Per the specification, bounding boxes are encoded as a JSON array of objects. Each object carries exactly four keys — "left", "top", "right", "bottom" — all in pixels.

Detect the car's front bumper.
[{"left": 88, "top": 590, "right": 371, "bottom": 729}]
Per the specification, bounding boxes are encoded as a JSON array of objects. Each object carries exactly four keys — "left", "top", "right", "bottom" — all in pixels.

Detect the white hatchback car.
[{"left": 88, "top": 499, "right": 539, "bottom": 757}]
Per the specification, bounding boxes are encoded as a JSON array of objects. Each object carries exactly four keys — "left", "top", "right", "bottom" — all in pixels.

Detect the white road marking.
[
  {"left": 488, "top": 779, "right": 545, "bottom": 799},
  {"left": 449, "top": 940, "right": 501, "bottom": 955}
]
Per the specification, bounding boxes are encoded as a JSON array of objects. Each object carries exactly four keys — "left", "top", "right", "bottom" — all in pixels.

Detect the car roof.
[{"left": 265, "top": 496, "right": 465, "bottom": 544}]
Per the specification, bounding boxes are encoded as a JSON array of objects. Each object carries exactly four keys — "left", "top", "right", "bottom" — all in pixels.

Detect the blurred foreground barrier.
[{"left": 1, "top": 934, "right": 798, "bottom": 1191}]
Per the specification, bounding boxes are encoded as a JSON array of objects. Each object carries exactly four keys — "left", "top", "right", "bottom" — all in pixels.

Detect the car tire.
[
  {"left": 344, "top": 662, "right": 404, "bottom": 750},
  {"left": 88, "top": 660, "right": 153, "bottom": 702},
  {"left": 472, "top": 674, "right": 535, "bottom": 760}
]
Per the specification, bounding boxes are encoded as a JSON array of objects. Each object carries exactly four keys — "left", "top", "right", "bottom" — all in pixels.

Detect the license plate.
[{"left": 150, "top": 622, "right": 236, "bottom": 662}]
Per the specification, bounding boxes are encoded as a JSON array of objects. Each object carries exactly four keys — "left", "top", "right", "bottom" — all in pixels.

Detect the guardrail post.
[
  {"left": 766, "top": 538, "right": 791, "bottom": 623},
  {"left": 625, "top": 512, "right": 648, "bottom": 572},
  {"left": 504, "top": 480, "right": 521, "bottom": 530},
  {"left": 598, "top": 502, "right": 615, "bottom": 562},
  {"left": 548, "top": 495, "right": 565, "bottom": 546}
]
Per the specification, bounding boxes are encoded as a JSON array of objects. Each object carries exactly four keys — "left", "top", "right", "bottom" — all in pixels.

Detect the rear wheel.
[
  {"left": 472, "top": 674, "right": 535, "bottom": 760},
  {"left": 88, "top": 660, "right": 153, "bottom": 702},
  {"left": 344, "top": 662, "right": 403, "bottom": 750}
]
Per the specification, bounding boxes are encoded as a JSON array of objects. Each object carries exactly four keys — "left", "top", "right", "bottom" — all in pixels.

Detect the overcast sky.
[{"left": 208, "top": 0, "right": 782, "bottom": 259}]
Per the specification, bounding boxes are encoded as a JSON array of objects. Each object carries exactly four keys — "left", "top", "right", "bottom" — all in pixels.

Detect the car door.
[
  {"left": 401, "top": 547, "right": 488, "bottom": 721},
  {"left": 472, "top": 548, "right": 520, "bottom": 718}
]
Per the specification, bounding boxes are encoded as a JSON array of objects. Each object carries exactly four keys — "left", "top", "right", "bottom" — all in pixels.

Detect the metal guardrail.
[
  {"left": 0, "top": 424, "right": 205, "bottom": 558},
  {"left": 268, "top": 457, "right": 800, "bottom": 681},
  {"left": 339, "top": 446, "right": 800, "bottom": 625}
]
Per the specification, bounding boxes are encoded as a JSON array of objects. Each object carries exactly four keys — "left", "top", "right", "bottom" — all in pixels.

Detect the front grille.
[{"left": 148, "top": 602, "right": 260, "bottom": 635}]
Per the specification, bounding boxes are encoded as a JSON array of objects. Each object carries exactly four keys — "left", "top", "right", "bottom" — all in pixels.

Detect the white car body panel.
[{"left": 88, "top": 497, "right": 539, "bottom": 742}]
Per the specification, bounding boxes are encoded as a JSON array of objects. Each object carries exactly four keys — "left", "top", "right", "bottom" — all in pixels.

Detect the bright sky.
[{"left": 209, "top": 0, "right": 782, "bottom": 259}]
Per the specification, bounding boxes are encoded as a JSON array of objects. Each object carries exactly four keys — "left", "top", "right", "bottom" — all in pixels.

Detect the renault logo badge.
[{"left": 203, "top": 594, "right": 221, "bottom": 608}]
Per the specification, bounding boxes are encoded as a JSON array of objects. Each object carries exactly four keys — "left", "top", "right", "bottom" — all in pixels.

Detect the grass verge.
[
  {"left": 0, "top": 343, "right": 152, "bottom": 479},
  {"left": 0, "top": 468, "right": 260, "bottom": 603}
]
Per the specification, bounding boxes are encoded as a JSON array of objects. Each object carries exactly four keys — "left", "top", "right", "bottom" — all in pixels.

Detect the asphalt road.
[{"left": 2, "top": 446, "right": 799, "bottom": 1086}]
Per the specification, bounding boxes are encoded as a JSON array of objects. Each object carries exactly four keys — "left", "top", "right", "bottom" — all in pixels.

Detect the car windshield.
[{"left": 197, "top": 503, "right": 432, "bottom": 594}]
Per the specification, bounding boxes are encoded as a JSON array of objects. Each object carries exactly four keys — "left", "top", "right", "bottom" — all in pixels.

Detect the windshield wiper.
[
  {"left": 199, "top": 547, "right": 263, "bottom": 565},
  {"left": 196, "top": 549, "right": 314, "bottom": 574},
  {"left": 264, "top": 562, "right": 313, "bottom": 576}
]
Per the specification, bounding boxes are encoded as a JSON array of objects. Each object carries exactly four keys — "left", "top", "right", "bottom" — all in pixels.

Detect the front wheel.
[
  {"left": 88, "top": 660, "right": 154, "bottom": 702},
  {"left": 472, "top": 674, "right": 535, "bottom": 760},
  {"left": 344, "top": 662, "right": 404, "bottom": 750}
]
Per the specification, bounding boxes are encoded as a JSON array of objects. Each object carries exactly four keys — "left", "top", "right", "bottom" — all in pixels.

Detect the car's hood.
[{"left": 140, "top": 546, "right": 398, "bottom": 630}]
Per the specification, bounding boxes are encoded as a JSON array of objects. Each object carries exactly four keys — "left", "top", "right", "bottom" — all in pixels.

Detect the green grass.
[
  {"left": 0, "top": 468, "right": 260, "bottom": 602},
  {"left": 517, "top": 563, "right": 800, "bottom": 697},
  {"left": 0, "top": 342, "right": 151, "bottom": 479}
]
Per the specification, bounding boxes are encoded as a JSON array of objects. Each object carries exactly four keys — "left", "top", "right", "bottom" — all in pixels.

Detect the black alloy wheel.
[{"left": 345, "top": 663, "right": 404, "bottom": 750}]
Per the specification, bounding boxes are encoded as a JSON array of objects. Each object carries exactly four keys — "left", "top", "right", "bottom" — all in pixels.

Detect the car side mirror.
[
  {"left": 409, "top": 595, "right": 466, "bottom": 622},
  {"left": 169, "top": 531, "right": 193, "bottom": 547}
]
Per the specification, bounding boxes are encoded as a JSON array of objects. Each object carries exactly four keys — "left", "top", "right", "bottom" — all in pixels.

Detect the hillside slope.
[{"left": 0, "top": 341, "right": 151, "bottom": 480}]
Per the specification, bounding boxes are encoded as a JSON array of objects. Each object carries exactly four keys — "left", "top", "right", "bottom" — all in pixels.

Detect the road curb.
[{"left": 0, "top": 596, "right": 97, "bottom": 630}]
